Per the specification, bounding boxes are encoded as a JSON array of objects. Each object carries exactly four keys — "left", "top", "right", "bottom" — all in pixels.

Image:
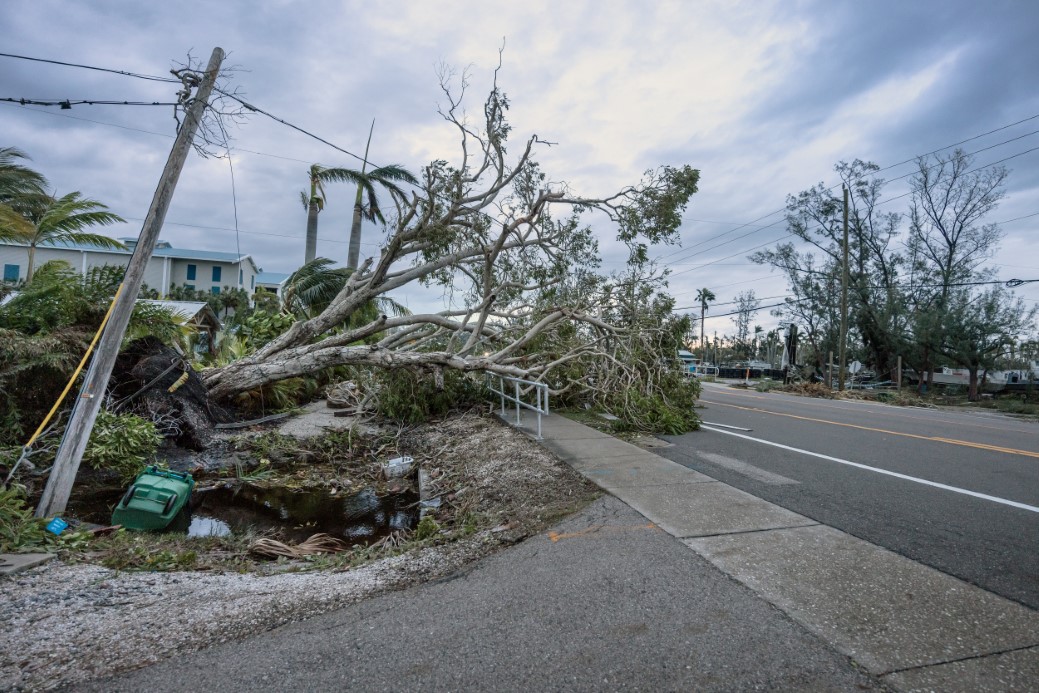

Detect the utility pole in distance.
[
  {"left": 36, "top": 47, "right": 225, "bottom": 518},
  {"left": 837, "top": 185, "right": 850, "bottom": 392}
]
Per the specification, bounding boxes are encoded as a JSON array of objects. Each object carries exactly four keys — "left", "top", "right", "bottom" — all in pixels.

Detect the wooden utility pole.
[
  {"left": 838, "top": 185, "right": 850, "bottom": 392},
  {"left": 36, "top": 47, "right": 225, "bottom": 518}
]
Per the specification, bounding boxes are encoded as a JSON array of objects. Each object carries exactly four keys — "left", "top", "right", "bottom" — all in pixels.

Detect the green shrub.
[
  {"left": 414, "top": 515, "right": 440, "bottom": 540},
  {"left": 375, "top": 369, "right": 483, "bottom": 424},
  {"left": 83, "top": 410, "right": 162, "bottom": 481},
  {"left": 0, "top": 485, "right": 54, "bottom": 553},
  {"left": 610, "top": 384, "right": 700, "bottom": 436}
]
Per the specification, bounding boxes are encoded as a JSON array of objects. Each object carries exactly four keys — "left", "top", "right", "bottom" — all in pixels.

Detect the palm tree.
[
  {"left": 302, "top": 163, "right": 369, "bottom": 264},
  {"left": 282, "top": 257, "right": 409, "bottom": 324},
  {"left": 0, "top": 147, "right": 48, "bottom": 241},
  {"left": 696, "top": 287, "right": 716, "bottom": 361},
  {"left": 344, "top": 121, "right": 418, "bottom": 270},
  {"left": 10, "top": 191, "right": 124, "bottom": 281}
]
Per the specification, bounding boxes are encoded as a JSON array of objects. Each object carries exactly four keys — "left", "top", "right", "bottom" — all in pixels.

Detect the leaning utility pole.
[
  {"left": 36, "top": 47, "right": 225, "bottom": 518},
  {"left": 837, "top": 185, "right": 850, "bottom": 392}
]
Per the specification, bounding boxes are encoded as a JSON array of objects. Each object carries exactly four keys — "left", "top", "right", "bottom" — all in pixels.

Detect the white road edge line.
[
  {"left": 700, "top": 421, "right": 752, "bottom": 431},
  {"left": 701, "top": 425, "right": 1039, "bottom": 514}
]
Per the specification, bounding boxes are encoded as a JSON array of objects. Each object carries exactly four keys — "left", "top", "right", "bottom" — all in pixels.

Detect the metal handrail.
[{"left": 485, "top": 373, "right": 549, "bottom": 440}]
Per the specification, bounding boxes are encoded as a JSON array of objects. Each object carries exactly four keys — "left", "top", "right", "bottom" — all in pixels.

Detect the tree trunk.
[
  {"left": 968, "top": 367, "right": 979, "bottom": 401},
  {"left": 918, "top": 346, "right": 930, "bottom": 394},
  {"left": 25, "top": 243, "right": 36, "bottom": 281},
  {"left": 699, "top": 307, "right": 706, "bottom": 360},
  {"left": 347, "top": 187, "right": 364, "bottom": 270},
  {"left": 304, "top": 201, "right": 319, "bottom": 263}
]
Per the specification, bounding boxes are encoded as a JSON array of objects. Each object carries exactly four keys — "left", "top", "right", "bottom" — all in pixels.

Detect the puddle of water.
[
  {"left": 189, "top": 485, "right": 420, "bottom": 544},
  {"left": 67, "top": 484, "right": 420, "bottom": 546}
]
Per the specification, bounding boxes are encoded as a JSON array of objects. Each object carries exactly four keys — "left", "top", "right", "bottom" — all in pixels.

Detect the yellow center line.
[
  {"left": 703, "top": 387, "right": 1035, "bottom": 435},
  {"left": 706, "top": 400, "right": 1039, "bottom": 459}
]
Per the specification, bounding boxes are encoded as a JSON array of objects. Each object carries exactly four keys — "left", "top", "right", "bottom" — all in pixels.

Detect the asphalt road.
[{"left": 660, "top": 382, "right": 1039, "bottom": 609}]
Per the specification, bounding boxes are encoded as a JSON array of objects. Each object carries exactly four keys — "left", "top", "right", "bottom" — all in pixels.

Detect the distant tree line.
[{"left": 751, "top": 150, "right": 1037, "bottom": 399}]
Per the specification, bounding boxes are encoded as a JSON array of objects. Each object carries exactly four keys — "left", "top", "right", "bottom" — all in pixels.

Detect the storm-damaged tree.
[
  {"left": 935, "top": 285, "right": 1036, "bottom": 400},
  {"left": 0, "top": 149, "right": 125, "bottom": 282},
  {"left": 905, "top": 149, "right": 1008, "bottom": 392},
  {"left": 730, "top": 290, "right": 759, "bottom": 358},
  {"left": 0, "top": 147, "right": 48, "bottom": 239},
  {"left": 203, "top": 68, "right": 701, "bottom": 422},
  {"left": 6, "top": 191, "right": 125, "bottom": 282},
  {"left": 752, "top": 160, "right": 907, "bottom": 379},
  {"left": 756, "top": 246, "right": 841, "bottom": 372}
]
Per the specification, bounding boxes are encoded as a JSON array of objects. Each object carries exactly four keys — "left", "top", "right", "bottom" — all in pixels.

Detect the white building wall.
[
  {"left": 0, "top": 245, "right": 161, "bottom": 288},
  {"left": 2, "top": 243, "right": 260, "bottom": 301}
]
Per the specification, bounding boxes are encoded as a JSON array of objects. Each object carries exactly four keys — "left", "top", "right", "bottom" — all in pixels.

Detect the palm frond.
[
  {"left": 314, "top": 166, "right": 367, "bottom": 185},
  {"left": 282, "top": 258, "right": 350, "bottom": 317},
  {"left": 374, "top": 296, "right": 411, "bottom": 317},
  {"left": 0, "top": 147, "right": 48, "bottom": 204},
  {"left": 369, "top": 164, "right": 419, "bottom": 186},
  {"left": 0, "top": 203, "right": 33, "bottom": 240}
]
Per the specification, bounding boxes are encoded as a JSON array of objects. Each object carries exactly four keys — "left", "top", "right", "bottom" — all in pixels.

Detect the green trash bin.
[{"left": 112, "top": 466, "right": 194, "bottom": 531}]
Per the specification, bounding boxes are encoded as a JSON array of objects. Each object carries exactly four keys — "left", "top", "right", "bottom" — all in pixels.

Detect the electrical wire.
[
  {"left": 4, "top": 51, "right": 1037, "bottom": 291},
  {"left": 662, "top": 132, "right": 1039, "bottom": 269},
  {"left": 1, "top": 97, "right": 178, "bottom": 107},
  {"left": 0, "top": 51, "right": 179, "bottom": 83},
  {"left": 215, "top": 117, "right": 243, "bottom": 288},
  {"left": 656, "top": 113, "right": 1039, "bottom": 264}
]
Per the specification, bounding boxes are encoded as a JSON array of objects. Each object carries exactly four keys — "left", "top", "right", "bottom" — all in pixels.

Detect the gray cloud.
[{"left": 1, "top": 0, "right": 1036, "bottom": 326}]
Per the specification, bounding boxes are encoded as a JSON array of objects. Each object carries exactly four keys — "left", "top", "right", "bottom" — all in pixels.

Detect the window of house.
[
  {"left": 211, "top": 286, "right": 221, "bottom": 295},
  {"left": 184, "top": 284, "right": 195, "bottom": 291},
  {"left": 3, "top": 264, "right": 19, "bottom": 282},
  {"left": 212, "top": 266, "right": 221, "bottom": 283},
  {"left": 239, "top": 269, "right": 243, "bottom": 285},
  {"left": 250, "top": 275, "right": 255, "bottom": 290},
  {"left": 186, "top": 264, "right": 197, "bottom": 280}
]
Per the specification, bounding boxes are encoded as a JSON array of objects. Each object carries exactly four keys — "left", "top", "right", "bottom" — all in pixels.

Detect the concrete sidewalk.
[{"left": 531, "top": 411, "right": 1039, "bottom": 692}]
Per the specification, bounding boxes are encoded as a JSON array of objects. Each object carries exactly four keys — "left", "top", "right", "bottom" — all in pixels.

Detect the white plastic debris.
[{"left": 383, "top": 455, "right": 415, "bottom": 479}]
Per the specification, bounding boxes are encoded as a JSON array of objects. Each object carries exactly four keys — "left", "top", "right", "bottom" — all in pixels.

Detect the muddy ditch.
[
  {"left": 67, "top": 482, "right": 421, "bottom": 545},
  {"left": 45, "top": 409, "right": 601, "bottom": 572}
]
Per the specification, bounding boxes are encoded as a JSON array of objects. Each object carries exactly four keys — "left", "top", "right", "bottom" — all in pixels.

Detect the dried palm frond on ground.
[{"left": 249, "top": 533, "right": 351, "bottom": 559}]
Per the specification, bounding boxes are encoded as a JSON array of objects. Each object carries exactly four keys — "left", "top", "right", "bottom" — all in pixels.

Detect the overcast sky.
[{"left": 2, "top": 0, "right": 1037, "bottom": 334}]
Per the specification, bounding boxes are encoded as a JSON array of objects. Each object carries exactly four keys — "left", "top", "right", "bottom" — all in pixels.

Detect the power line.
[
  {"left": 667, "top": 234, "right": 794, "bottom": 279},
  {"left": 1, "top": 97, "right": 178, "bottom": 107},
  {"left": 0, "top": 51, "right": 178, "bottom": 83},
  {"left": 6, "top": 51, "right": 1038, "bottom": 286},
  {"left": 667, "top": 144, "right": 1039, "bottom": 282},
  {"left": 658, "top": 112, "right": 1039, "bottom": 264},
  {"left": 116, "top": 216, "right": 381, "bottom": 248},
  {"left": 663, "top": 132, "right": 1039, "bottom": 270},
  {"left": 676, "top": 278, "right": 1036, "bottom": 316},
  {"left": 1, "top": 101, "right": 315, "bottom": 164},
  {"left": 0, "top": 100, "right": 177, "bottom": 138}
]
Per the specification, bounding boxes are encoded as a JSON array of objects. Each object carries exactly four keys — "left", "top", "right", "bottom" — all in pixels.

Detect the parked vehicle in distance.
[{"left": 678, "top": 350, "right": 719, "bottom": 378}]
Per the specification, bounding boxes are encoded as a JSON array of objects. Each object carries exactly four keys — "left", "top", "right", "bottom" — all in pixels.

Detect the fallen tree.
[{"left": 203, "top": 69, "right": 701, "bottom": 417}]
